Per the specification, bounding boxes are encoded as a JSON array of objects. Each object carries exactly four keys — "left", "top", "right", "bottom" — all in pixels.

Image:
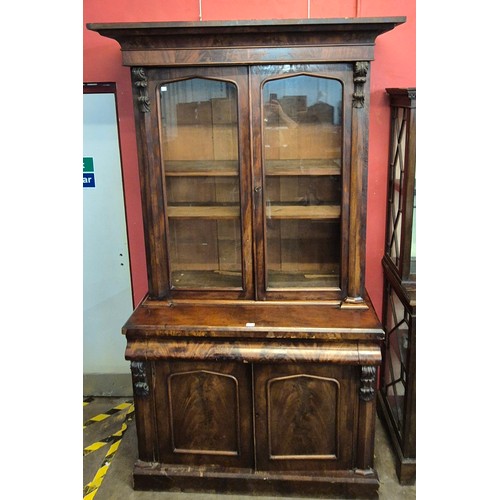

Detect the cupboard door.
[
  {"left": 153, "top": 361, "right": 254, "bottom": 468},
  {"left": 251, "top": 65, "right": 352, "bottom": 301},
  {"left": 253, "top": 363, "right": 358, "bottom": 472},
  {"left": 154, "top": 67, "right": 254, "bottom": 299}
]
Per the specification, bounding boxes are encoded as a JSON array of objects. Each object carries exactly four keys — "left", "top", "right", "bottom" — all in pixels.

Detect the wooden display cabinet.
[
  {"left": 377, "top": 88, "right": 416, "bottom": 485},
  {"left": 88, "top": 18, "right": 406, "bottom": 498}
]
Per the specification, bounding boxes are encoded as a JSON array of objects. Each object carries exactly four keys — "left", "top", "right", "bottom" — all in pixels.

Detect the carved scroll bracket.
[
  {"left": 132, "top": 67, "right": 151, "bottom": 113},
  {"left": 131, "top": 361, "right": 150, "bottom": 396},
  {"left": 353, "top": 61, "right": 369, "bottom": 108},
  {"left": 359, "top": 365, "right": 376, "bottom": 402}
]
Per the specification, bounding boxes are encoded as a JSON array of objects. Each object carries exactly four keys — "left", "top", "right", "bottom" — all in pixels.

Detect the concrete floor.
[{"left": 83, "top": 397, "right": 416, "bottom": 500}]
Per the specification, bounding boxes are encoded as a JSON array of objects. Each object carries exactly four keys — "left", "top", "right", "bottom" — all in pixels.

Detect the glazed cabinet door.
[
  {"left": 136, "top": 63, "right": 363, "bottom": 302},
  {"left": 153, "top": 361, "right": 254, "bottom": 469},
  {"left": 136, "top": 66, "right": 254, "bottom": 300},
  {"left": 253, "top": 363, "right": 359, "bottom": 472},
  {"left": 250, "top": 64, "right": 354, "bottom": 301}
]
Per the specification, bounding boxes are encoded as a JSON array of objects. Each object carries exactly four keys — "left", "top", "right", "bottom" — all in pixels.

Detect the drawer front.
[
  {"left": 153, "top": 361, "right": 254, "bottom": 468},
  {"left": 253, "top": 363, "right": 358, "bottom": 472}
]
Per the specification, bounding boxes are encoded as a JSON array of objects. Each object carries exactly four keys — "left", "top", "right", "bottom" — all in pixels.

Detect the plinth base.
[{"left": 133, "top": 460, "right": 380, "bottom": 498}]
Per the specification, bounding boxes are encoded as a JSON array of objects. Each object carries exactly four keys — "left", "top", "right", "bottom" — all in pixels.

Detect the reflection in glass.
[
  {"left": 159, "top": 78, "right": 242, "bottom": 289},
  {"left": 262, "top": 75, "right": 342, "bottom": 289}
]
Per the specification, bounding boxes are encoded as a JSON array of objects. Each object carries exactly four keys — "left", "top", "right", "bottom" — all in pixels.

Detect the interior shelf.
[
  {"left": 165, "top": 160, "right": 239, "bottom": 176},
  {"left": 172, "top": 270, "right": 242, "bottom": 288},
  {"left": 171, "top": 270, "right": 340, "bottom": 289},
  {"left": 163, "top": 159, "right": 342, "bottom": 177},
  {"left": 167, "top": 204, "right": 341, "bottom": 220},
  {"left": 268, "top": 271, "right": 339, "bottom": 288},
  {"left": 167, "top": 206, "right": 240, "bottom": 218},
  {"left": 266, "top": 159, "right": 341, "bottom": 176},
  {"left": 267, "top": 205, "right": 341, "bottom": 219}
]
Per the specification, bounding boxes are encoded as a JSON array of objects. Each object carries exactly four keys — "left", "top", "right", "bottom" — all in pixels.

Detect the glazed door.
[
  {"left": 142, "top": 66, "right": 253, "bottom": 300},
  {"left": 250, "top": 65, "right": 353, "bottom": 301},
  {"left": 139, "top": 64, "right": 354, "bottom": 301}
]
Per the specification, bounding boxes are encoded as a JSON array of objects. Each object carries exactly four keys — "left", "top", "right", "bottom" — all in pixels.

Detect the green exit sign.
[{"left": 83, "top": 157, "right": 94, "bottom": 173}]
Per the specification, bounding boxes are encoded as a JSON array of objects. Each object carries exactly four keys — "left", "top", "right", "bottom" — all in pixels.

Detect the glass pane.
[
  {"left": 383, "top": 284, "right": 409, "bottom": 437},
  {"left": 410, "top": 173, "right": 416, "bottom": 275},
  {"left": 159, "top": 78, "right": 242, "bottom": 289},
  {"left": 388, "top": 107, "right": 406, "bottom": 267},
  {"left": 262, "top": 75, "right": 342, "bottom": 289}
]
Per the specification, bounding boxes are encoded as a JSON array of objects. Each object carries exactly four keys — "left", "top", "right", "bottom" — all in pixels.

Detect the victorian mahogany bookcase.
[{"left": 88, "top": 18, "right": 406, "bottom": 497}]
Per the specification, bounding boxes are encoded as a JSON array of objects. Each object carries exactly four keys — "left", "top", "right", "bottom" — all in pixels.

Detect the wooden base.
[
  {"left": 125, "top": 299, "right": 384, "bottom": 497},
  {"left": 376, "top": 393, "right": 416, "bottom": 485},
  {"left": 133, "top": 460, "right": 380, "bottom": 498}
]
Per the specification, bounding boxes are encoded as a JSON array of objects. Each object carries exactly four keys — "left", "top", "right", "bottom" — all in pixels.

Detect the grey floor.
[{"left": 83, "top": 397, "right": 416, "bottom": 500}]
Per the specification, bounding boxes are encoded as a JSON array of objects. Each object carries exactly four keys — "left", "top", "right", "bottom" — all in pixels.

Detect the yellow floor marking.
[
  {"left": 83, "top": 403, "right": 134, "bottom": 499},
  {"left": 83, "top": 400, "right": 133, "bottom": 429},
  {"left": 83, "top": 406, "right": 135, "bottom": 456}
]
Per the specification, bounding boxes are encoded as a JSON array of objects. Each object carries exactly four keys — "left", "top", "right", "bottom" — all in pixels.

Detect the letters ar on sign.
[{"left": 83, "top": 157, "right": 96, "bottom": 188}]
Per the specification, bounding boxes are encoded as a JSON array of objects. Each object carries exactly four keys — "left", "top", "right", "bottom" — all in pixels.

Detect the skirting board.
[{"left": 83, "top": 373, "right": 133, "bottom": 397}]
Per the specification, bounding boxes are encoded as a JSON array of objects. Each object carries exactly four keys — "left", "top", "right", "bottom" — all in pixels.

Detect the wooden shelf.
[
  {"left": 267, "top": 205, "right": 341, "bottom": 219},
  {"left": 167, "top": 205, "right": 240, "bottom": 219},
  {"left": 172, "top": 270, "right": 242, "bottom": 288},
  {"left": 265, "top": 159, "right": 341, "bottom": 176},
  {"left": 167, "top": 204, "right": 340, "bottom": 220},
  {"left": 165, "top": 160, "right": 238, "bottom": 176},
  {"left": 163, "top": 159, "right": 341, "bottom": 177},
  {"left": 268, "top": 271, "right": 340, "bottom": 288},
  {"left": 171, "top": 270, "right": 340, "bottom": 289}
]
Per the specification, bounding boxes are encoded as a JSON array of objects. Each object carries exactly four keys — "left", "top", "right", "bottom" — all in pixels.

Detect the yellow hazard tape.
[
  {"left": 83, "top": 405, "right": 135, "bottom": 456},
  {"left": 83, "top": 400, "right": 133, "bottom": 429},
  {"left": 83, "top": 439, "right": 122, "bottom": 500},
  {"left": 83, "top": 404, "right": 134, "bottom": 499}
]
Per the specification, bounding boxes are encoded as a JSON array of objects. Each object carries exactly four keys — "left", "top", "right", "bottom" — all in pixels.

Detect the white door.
[{"left": 83, "top": 89, "right": 133, "bottom": 376}]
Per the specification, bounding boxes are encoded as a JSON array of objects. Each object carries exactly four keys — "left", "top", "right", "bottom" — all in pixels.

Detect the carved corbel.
[
  {"left": 132, "top": 67, "right": 151, "bottom": 113},
  {"left": 131, "top": 361, "right": 150, "bottom": 396},
  {"left": 353, "top": 61, "right": 369, "bottom": 109},
  {"left": 359, "top": 365, "right": 376, "bottom": 402}
]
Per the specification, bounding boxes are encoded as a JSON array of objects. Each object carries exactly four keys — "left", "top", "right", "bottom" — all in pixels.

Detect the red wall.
[{"left": 83, "top": 0, "right": 416, "bottom": 315}]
